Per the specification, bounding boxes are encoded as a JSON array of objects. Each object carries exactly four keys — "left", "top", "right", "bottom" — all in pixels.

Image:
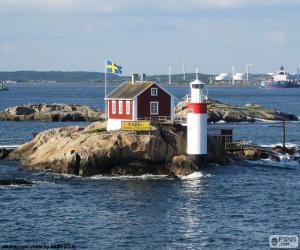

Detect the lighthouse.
[{"left": 187, "top": 75, "right": 208, "bottom": 157}]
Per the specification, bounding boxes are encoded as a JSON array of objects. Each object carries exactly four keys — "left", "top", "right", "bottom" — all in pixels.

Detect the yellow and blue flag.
[{"left": 106, "top": 60, "right": 122, "bottom": 75}]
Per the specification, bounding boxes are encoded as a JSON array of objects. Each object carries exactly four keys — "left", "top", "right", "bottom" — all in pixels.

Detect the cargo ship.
[{"left": 260, "top": 66, "right": 300, "bottom": 89}]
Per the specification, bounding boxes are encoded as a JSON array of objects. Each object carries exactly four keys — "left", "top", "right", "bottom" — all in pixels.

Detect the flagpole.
[{"left": 104, "top": 61, "right": 107, "bottom": 121}]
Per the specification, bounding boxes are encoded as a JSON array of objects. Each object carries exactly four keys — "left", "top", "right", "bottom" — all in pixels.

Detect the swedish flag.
[{"left": 106, "top": 60, "right": 122, "bottom": 75}]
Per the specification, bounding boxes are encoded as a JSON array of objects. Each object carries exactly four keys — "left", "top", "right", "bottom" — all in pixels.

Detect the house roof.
[
  {"left": 106, "top": 81, "right": 154, "bottom": 99},
  {"left": 106, "top": 80, "right": 176, "bottom": 100}
]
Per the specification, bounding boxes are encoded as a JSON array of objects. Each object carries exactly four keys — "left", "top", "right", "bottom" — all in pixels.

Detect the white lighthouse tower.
[{"left": 187, "top": 73, "right": 208, "bottom": 156}]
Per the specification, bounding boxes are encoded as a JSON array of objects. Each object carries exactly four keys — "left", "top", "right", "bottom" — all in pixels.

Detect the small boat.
[
  {"left": 260, "top": 66, "right": 300, "bottom": 89},
  {"left": 0, "top": 81, "right": 9, "bottom": 91}
]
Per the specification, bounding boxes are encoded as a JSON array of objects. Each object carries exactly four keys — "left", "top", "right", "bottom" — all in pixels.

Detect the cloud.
[
  {"left": 0, "top": 0, "right": 299, "bottom": 13},
  {"left": 0, "top": 0, "right": 73, "bottom": 9},
  {"left": 0, "top": 0, "right": 124, "bottom": 13},
  {"left": 264, "top": 31, "right": 287, "bottom": 46},
  {"left": 0, "top": 43, "right": 16, "bottom": 54}
]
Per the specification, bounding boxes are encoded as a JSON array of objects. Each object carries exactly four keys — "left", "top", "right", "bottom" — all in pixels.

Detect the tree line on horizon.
[{"left": 0, "top": 71, "right": 219, "bottom": 84}]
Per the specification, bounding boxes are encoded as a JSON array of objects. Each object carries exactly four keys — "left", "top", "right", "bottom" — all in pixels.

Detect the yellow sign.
[{"left": 121, "top": 121, "right": 151, "bottom": 131}]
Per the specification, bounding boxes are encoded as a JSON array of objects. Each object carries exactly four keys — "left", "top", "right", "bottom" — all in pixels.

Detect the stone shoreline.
[
  {"left": 2, "top": 121, "right": 299, "bottom": 177},
  {"left": 7, "top": 123, "right": 229, "bottom": 177}
]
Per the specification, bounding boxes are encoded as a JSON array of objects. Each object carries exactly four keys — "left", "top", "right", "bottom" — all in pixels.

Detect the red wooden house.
[{"left": 105, "top": 74, "right": 175, "bottom": 130}]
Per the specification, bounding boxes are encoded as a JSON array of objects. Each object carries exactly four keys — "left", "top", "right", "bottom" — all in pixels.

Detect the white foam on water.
[
  {"left": 180, "top": 172, "right": 203, "bottom": 180},
  {"left": 259, "top": 143, "right": 299, "bottom": 148},
  {"left": 32, "top": 171, "right": 82, "bottom": 179},
  {"left": 89, "top": 174, "right": 169, "bottom": 180},
  {"left": 31, "top": 180, "right": 52, "bottom": 185},
  {"left": 217, "top": 120, "right": 226, "bottom": 123},
  {"left": 279, "top": 154, "right": 291, "bottom": 161},
  {"left": 245, "top": 158, "right": 300, "bottom": 169},
  {"left": 0, "top": 184, "right": 32, "bottom": 189},
  {"left": 31, "top": 170, "right": 171, "bottom": 180},
  {"left": 290, "top": 119, "right": 300, "bottom": 123},
  {"left": 32, "top": 171, "right": 211, "bottom": 181},
  {"left": 254, "top": 118, "right": 279, "bottom": 123},
  {"left": 140, "top": 174, "right": 169, "bottom": 179}
]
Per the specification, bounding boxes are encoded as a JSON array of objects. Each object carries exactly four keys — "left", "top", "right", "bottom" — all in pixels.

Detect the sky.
[{"left": 0, "top": 0, "right": 300, "bottom": 75}]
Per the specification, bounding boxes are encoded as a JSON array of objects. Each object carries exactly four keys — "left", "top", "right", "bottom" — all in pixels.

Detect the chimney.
[
  {"left": 132, "top": 74, "right": 138, "bottom": 84},
  {"left": 140, "top": 74, "right": 146, "bottom": 82}
]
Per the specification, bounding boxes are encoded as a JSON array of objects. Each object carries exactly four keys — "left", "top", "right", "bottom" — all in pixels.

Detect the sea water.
[{"left": 0, "top": 83, "right": 299, "bottom": 249}]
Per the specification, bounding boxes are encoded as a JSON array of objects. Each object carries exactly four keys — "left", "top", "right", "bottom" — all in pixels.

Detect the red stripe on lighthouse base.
[{"left": 188, "top": 103, "right": 207, "bottom": 114}]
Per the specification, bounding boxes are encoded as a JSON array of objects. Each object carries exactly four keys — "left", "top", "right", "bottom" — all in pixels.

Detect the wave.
[
  {"left": 31, "top": 171, "right": 210, "bottom": 181},
  {"left": 0, "top": 184, "right": 33, "bottom": 189},
  {"left": 90, "top": 172, "right": 208, "bottom": 180},
  {"left": 32, "top": 171, "right": 82, "bottom": 179},
  {"left": 254, "top": 118, "right": 280, "bottom": 123},
  {"left": 245, "top": 158, "right": 300, "bottom": 170},
  {"left": 254, "top": 119, "right": 300, "bottom": 124},
  {"left": 259, "top": 143, "right": 299, "bottom": 148},
  {"left": 179, "top": 172, "right": 203, "bottom": 180},
  {"left": 89, "top": 174, "right": 169, "bottom": 180}
]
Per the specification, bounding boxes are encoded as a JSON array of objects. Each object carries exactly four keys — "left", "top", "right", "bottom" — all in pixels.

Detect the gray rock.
[
  {"left": 175, "top": 99, "right": 298, "bottom": 122},
  {"left": 168, "top": 155, "right": 198, "bottom": 176},
  {"left": 0, "top": 103, "right": 104, "bottom": 122}
]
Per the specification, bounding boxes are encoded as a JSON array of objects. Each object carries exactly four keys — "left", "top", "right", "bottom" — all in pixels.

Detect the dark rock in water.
[
  {"left": 109, "top": 162, "right": 168, "bottom": 176},
  {"left": 168, "top": 155, "right": 199, "bottom": 176},
  {"left": 273, "top": 146, "right": 295, "bottom": 155},
  {"left": 11, "top": 106, "right": 35, "bottom": 116},
  {"left": 167, "top": 172, "right": 181, "bottom": 180},
  {"left": 0, "top": 179, "right": 33, "bottom": 186},
  {"left": 0, "top": 148, "right": 13, "bottom": 159},
  {"left": 232, "top": 146, "right": 282, "bottom": 162}
]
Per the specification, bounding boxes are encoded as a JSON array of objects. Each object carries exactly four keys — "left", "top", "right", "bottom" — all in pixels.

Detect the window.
[
  {"left": 150, "top": 101, "right": 159, "bottom": 115},
  {"left": 112, "top": 101, "right": 116, "bottom": 114},
  {"left": 151, "top": 88, "right": 158, "bottom": 96},
  {"left": 126, "top": 101, "right": 130, "bottom": 115},
  {"left": 119, "top": 100, "right": 123, "bottom": 114}
]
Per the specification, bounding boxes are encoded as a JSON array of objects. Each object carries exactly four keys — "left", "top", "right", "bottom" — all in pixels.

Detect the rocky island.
[
  {"left": 175, "top": 99, "right": 299, "bottom": 122},
  {"left": 2, "top": 99, "right": 299, "bottom": 177},
  {"left": 8, "top": 122, "right": 229, "bottom": 177},
  {"left": 0, "top": 103, "right": 105, "bottom": 122},
  {"left": 0, "top": 99, "right": 297, "bottom": 123}
]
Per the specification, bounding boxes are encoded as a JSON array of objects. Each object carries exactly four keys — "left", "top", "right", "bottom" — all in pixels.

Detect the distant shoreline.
[
  {"left": 0, "top": 71, "right": 266, "bottom": 86},
  {"left": 4, "top": 81, "right": 259, "bottom": 88}
]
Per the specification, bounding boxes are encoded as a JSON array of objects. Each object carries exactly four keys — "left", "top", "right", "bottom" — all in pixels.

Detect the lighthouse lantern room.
[{"left": 187, "top": 76, "right": 208, "bottom": 155}]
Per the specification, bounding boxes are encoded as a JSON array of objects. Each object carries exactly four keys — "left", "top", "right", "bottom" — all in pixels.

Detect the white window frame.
[
  {"left": 150, "top": 101, "right": 159, "bottom": 115},
  {"left": 151, "top": 88, "right": 158, "bottom": 96},
  {"left": 118, "top": 100, "right": 123, "bottom": 114},
  {"left": 126, "top": 101, "right": 130, "bottom": 115},
  {"left": 112, "top": 100, "right": 116, "bottom": 114}
]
